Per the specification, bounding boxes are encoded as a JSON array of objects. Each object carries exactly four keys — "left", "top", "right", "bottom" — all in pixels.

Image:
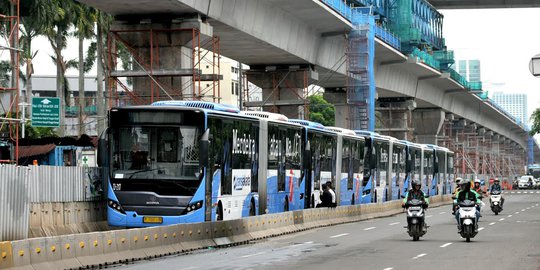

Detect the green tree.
[
  {"left": 24, "top": 124, "right": 57, "bottom": 139},
  {"left": 19, "top": 0, "right": 51, "bottom": 117},
  {"left": 530, "top": 108, "right": 540, "bottom": 136},
  {"left": 308, "top": 94, "right": 335, "bottom": 126},
  {"left": 73, "top": 2, "right": 98, "bottom": 135},
  {"left": 43, "top": 0, "right": 75, "bottom": 136},
  {"left": 95, "top": 10, "right": 113, "bottom": 136}
]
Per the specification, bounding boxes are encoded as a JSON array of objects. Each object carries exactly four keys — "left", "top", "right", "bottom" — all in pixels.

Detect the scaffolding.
[
  {"left": 106, "top": 27, "right": 221, "bottom": 107},
  {"left": 347, "top": 13, "right": 375, "bottom": 131},
  {"left": 387, "top": 0, "right": 444, "bottom": 52},
  {"left": 0, "top": 0, "right": 20, "bottom": 163},
  {"left": 244, "top": 68, "right": 309, "bottom": 118}
]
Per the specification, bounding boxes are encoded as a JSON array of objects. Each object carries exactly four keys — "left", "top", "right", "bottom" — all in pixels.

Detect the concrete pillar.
[
  {"left": 375, "top": 99, "right": 416, "bottom": 140},
  {"left": 412, "top": 108, "right": 445, "bottom": 145},
  {"left": 111, "top": 15, "right": 213, "bottom": 104},
  {"left": 246, "top": 67, "right": 317, "bottom": 119},
  {"left": 323, "top": 89, "right": 347, "bottom": 128}
]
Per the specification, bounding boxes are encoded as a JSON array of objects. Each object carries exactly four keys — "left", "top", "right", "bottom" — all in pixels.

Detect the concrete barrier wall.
[
  {"left": 0, "top": 194, "right": 453, "bottom": 269},
  {"left": 28, "top": 202, "right": 108, "bottom": 239}
]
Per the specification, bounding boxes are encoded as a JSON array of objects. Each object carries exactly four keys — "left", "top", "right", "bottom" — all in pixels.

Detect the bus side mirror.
[
  {"left": 97, "top": 128, "right": 109, "bottom": 167},
  {"left": 370, "top": 151, "right": 377, "bottom": 169},
  {"left": 199, "top": 129, "right": 210, "bottom": 168},
  {"left": 405, "top": 159, "right": 411, "bottom": 172}
]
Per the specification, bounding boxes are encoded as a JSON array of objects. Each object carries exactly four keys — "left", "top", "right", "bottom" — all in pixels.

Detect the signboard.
[{"left": 31, "top": 97, "right": 60, "bottom": 127}]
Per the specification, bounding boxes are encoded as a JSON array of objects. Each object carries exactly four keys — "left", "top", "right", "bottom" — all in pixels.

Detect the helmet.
[
  {"left": 455, "top": 177, "right": 462, "bottom": 184},
  {"left": 411, "top": 180, "right": 422, "bottom": 190},
  {"left": 474, "top": 179, "right": 481, "bottom": 187},
  {"left": 494, "top": 178, "right": 500, "bottom": 183},
  {"left": 461, "top": 179, "right": 471, "bottom": 190}
]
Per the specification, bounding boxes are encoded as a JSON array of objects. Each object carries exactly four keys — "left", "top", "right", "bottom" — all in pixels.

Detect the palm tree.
[
  {"left": 43, "top": 0, "right": 74, "bottom": 136},
  {"left": 95, "top": 10, "right": 113, "bottom": 136},
  {"left": 73, "top": 3, "right": 97, "bottom": 135}
]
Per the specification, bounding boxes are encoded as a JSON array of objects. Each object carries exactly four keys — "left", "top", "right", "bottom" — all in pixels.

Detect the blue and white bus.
[
  {"left": 100, "top": 100, "right": 452, "bottom": 227},
  {"left": 240, "top": 111, "right": 305, "bottom": 214},
  {"left": 326, "top": 127, "right": 366, "bottom": 206},
  {"left": 426, "top": 144, "right": 454, "bottom": 196},
  {"left": 288, "top": 119, "right": 337, "bottom": 208}
]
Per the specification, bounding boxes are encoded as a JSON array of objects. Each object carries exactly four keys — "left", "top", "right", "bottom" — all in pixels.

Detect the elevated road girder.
[{"left": 79, "top": 0, "right": 528, "bottom": 149}]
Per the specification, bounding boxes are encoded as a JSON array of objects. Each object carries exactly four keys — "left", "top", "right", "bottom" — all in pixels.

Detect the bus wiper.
[{"left": 126, "top": 168, "right": 164, "bottom": 179}]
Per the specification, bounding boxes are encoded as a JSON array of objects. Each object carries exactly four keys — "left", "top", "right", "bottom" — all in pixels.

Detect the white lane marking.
[
  {"left": 507, "top": 215, "right": 512, "bottom": 218},
  {"left": 527, "top": 207, "right": 531, "bottom": 210},
  {"left": 518, "top": 192, "right": 522, "bottom": 194},
  {"left": 478, "top": 227, "right": 485, "bottom": 231},
  {"left": 241, "top": 252, "right": 265, "bottom": 258},
  {"left": 389, "top": 222, "right": 400, "bottom": 226},
  {"left": 412, "top": 253, "right": 427, "bottom": 259},
  {"left": 180, "top": 267, "right": 200, "bottom": 270},
  {"left": 499, "top": 218, "right": 505, "bottom": 221},
  {"left": 426, "top": 215, "right": 433, "bottom": 218},
  {"left": 439, "top": 211, "right": 446, "bottom": 214},
  {"left": 537, "top": 204, "right": 539, "bottom": 206},
  {"left": 330, "top": 233, "right": 350, "bottom": 238},
  {"left": 522, "top": 209, "right": 526, "bottom": 212},
  {"left": 489, "top": 222, "right": 496, "bottom": 226},
  {"left": 440, "top": 242, "right": 453, "bottom": 248},
  {"left": 515, "top": 211, "right": 520, "bottom": 214},
  {"left": 364, "top": 227, "right": 377, "bottom": 231},
  {"left": 537, "top": 192, "right": 540, "bottom": 194},
  {"left": 294, "top": 241, "right": 313, "bottom": 246},
  {"left": 383, "top": 268, "right": 394, "bottom": 270}
]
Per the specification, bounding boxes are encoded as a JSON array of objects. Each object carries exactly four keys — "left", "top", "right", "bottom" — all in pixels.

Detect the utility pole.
[{"left": 238, "top": 61, "right": 243, "bottom": 110}]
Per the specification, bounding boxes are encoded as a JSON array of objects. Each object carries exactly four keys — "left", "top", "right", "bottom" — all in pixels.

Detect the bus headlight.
[
  {"left": 108, "top": 199, "right": 125, "bottom": 214},
  {"left": 185, "top": 200, "right": 203, "bottom": 213}
]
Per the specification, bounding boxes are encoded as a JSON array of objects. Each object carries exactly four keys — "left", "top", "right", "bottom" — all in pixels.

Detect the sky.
[{"left": 441, "top": 8, "right": 540, "bottom": 123}]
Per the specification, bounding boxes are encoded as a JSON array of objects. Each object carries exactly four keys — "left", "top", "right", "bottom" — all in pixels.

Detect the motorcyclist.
[
  {"left": 451, "top": 177, "right": 463, "bottom": 214},
  {"left": 473, "top": 179, "right": 487, "bottom": 199},
  {"left": 402, "top": 179, "right": 429, "bottom": 231},
  {"left": 489, "top": 178, "right": 504, "bottom": 207},
  {"left": 402, "top": 179, "right": 429, "bottom": 208},
  {"left": 455, "top": 179, "right": 482, "bottom": 232}
]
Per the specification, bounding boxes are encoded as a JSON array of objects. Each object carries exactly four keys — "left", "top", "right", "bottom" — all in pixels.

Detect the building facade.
[
  {"left": 457, "top": 59, "right": 481, "bottom": 82},
  {"left": 492, "top": 92, "right": 528, "bottom": 124}
]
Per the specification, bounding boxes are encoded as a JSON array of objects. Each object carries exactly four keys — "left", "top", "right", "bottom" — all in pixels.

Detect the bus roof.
[
  {"left": 325, "top": 126, "right": 356, "bottom": 136},
  {"left": 151, "top": 100, "right": 240, "bottom": 113},
  {"left": 240, "top": 111, "right": 288, "bottom": 121},
  {"left": 288, "top": 119, "right": 325, "bottom": 130},
  {"left": 354, "top": 130, "right": 380, "bottom": 137}
]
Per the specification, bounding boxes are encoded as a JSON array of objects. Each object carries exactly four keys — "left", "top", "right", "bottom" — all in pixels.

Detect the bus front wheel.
[{"left": 217, "top": 202, "right": 224, "bottom": 221}]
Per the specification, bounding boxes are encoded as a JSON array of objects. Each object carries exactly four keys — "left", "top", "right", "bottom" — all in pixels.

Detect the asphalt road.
[{"left": 115, "top": 192, "right": 540, "bottom": 270}]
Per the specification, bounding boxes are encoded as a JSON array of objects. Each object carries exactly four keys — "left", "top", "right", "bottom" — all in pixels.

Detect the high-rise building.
[
  {"left": 491, "top": 92, "right": 528, "bottom": 124},
  {"left": 457, "top": 59, "right": 481, "bottom": 82}
]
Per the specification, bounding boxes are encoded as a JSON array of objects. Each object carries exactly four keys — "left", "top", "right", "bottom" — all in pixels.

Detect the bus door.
[
  {"left": 391, "top": 144, "right": 405, "bottom": 200},
  {"left": 362, "top": 138, "right": 375, "bottom": 204},
  {"left": 374, "top": 140, "right": 389, "bottom": 202},
  {"left": 424, "top": 150, "right": 435, "bottom": 196}
]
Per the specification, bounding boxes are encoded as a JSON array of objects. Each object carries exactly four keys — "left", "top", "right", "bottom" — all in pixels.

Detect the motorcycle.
[
  {"left": 490, "top": 190, "right": 503, "bottom": 215},
  {"left": 457, "top": 199, "right": 478, "bottom": 242},
  {"left": 404, "top": 199, "right": 427, "bottom": 241}
]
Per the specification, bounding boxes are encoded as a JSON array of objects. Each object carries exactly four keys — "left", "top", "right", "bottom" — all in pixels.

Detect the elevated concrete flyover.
[
  {"left": 374, "top": 51, "right": 528, "bottom": 149},
  {"left": 80, "top": 0, "right": 528, "bottom": 150}
]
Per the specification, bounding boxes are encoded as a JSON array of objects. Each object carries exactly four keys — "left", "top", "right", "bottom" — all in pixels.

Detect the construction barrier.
[{"left": 0, "top": 195, "right": 452, "bottom": 269}]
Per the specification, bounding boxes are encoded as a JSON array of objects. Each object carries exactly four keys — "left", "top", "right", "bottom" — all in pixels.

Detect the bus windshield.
[{"left": 111, "top": 125, "right": 201, "bottom": 180}]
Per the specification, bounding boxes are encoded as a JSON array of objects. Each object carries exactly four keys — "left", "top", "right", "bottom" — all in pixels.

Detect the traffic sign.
[{"left": 31, "top": 97, "right": 60, "bottom": 127}]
